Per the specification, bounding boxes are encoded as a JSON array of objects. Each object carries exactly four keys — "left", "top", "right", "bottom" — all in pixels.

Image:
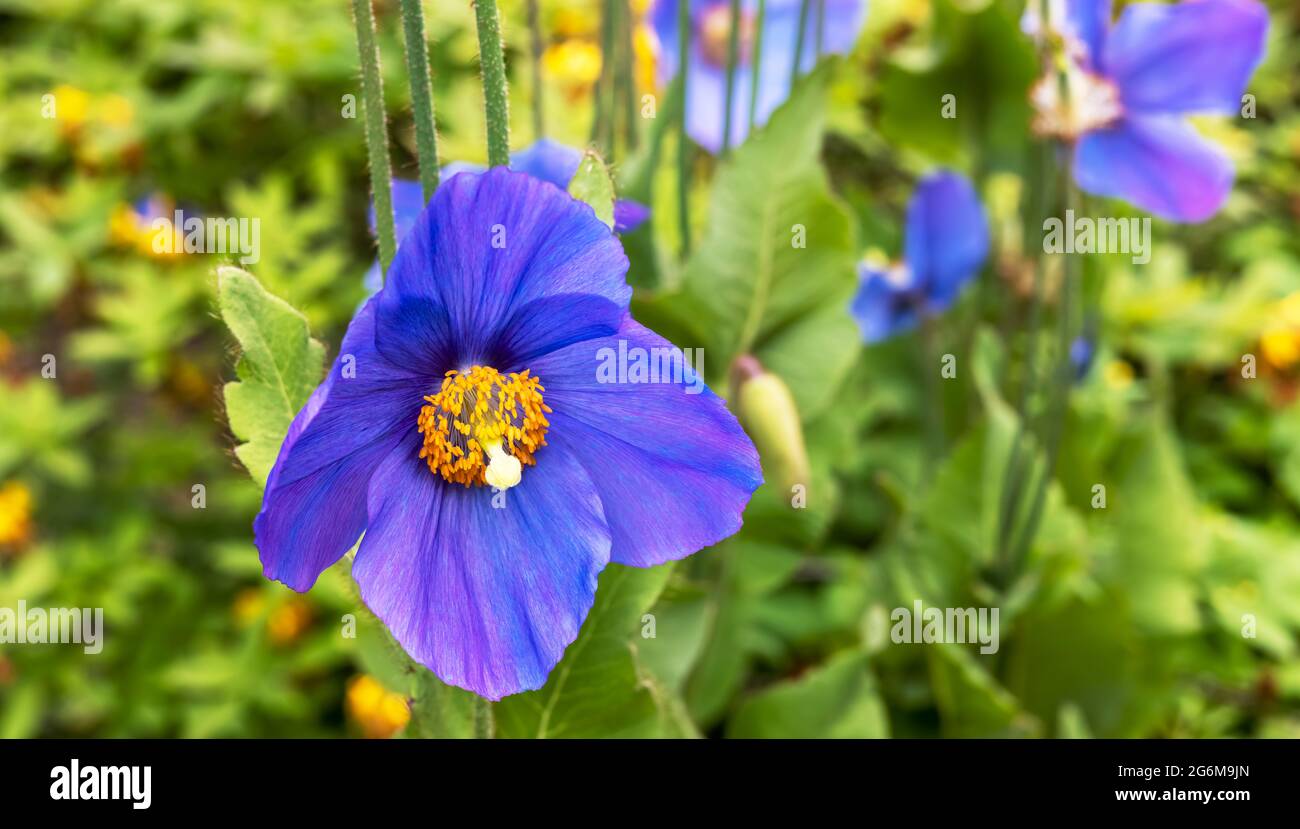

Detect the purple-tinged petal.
[
  {"left": 1068, "top": 0, "right": 1112, "bottom": 71},
  {"left": 254, "top": 299, "right": 432, "bottom": 591},
  {"left": 663, "top": 0, "right": 865, "bottom": 153},
  {"left": 613, "top": 199, "right": 651, "bottom": 233},
  {"left": 525, "top": 317, "right": 762, "bottom": 568},
  {"left": 903, "top": 171, "right": 989, "bottom": 309},
  {"left": 368, "top": 179, "right": 427, "bottom": 247},
  {"left": 377, "top": 169, "right": 632, "bottom": 369},
  {"left": 510, "top": 139, "right": 583, "bottom": 188},
  {"left": 1074, "top": 114, "right": 1234, "bottom": 222},
  {"left": 355, "top": 431, "right": 611, "bottom": 701},
  {"left": 1105, "top": 0, "right": 1267, "bottom": 116},
  {"left": 850, "top": 265, "right": 918, "bottom": 343}
]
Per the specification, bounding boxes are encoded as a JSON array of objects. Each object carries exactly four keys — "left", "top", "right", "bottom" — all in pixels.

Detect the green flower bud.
[{"left": 733, "top": 355, "right": 810, "bottom": 496}]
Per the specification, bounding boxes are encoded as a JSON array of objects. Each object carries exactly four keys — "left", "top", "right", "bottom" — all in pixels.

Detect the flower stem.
[
  {"left": 527, "top": 0, "right": 545, "bottom": 140},
  {"left": 473, "top": 696, "right": 495, "bottom": 739},
  {"left": 1005, "top": 177, "right": 1078, "bottom": 573},
  {"left": 791, "top": 0, "right": 810, "bottom": 86},
  {"left": 676, "top": 0, "right": 692, "bottom": 257},
  {"left": 815, "top": 0, "right": 824, "bottom": 58},
  {"left": 621, "top": 0, "right": 639, "bottom": 151},
  {"left": 351, "top": 0, "right": 396, "bottom": 274},
  {"left": 591, "top": 0, "right": 618, "bottom": 153},
  {"left": 473, "top": 0, "right": 511, "bottom": 167},
  {"left": 919, "top": 313, "right": 946, "bottom": 470},
  {"left": 747, "top": 0, "right": 767, "bottom": 131},
  {"left": 721, "top": 0, "right": 742, "bottom": 155},
  {"left": 399, "top": 0, "right": 441, "bottom": 201}
]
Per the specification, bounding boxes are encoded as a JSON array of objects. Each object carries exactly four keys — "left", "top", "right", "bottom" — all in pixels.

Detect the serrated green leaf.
[
  {"left": 494, "top": 563, "right": 678, "bottom": 738},
  {"left": 678, "top": 64, "right": 857, "bottom": 419},
  {"left": 567, "top": 149, "right": 616, "bottom": 229},
  {"left": 218, "top": 265, "right": 325, "bottom": 487}
]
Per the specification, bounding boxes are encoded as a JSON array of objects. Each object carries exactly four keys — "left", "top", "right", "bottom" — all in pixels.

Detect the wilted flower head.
[
  {"left": 1026, "top": 0, "right": 1268, "bottom": 222},
  {"left": 850, "top": 171, "right": 989, "bottom": 343},
  {"left": 262, "top": 168, "right": 760, "bottom": 699},
  {"left": 651, "top": 0, "right": 866, "bottom": 153}
]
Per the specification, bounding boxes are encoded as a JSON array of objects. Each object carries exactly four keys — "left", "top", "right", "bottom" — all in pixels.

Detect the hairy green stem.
[
  {"left": 815, "top": 0, "right": 824, "bottom": 57},
  {"left": 791, "top": 0, "right": 810, "bottom": 86},
  {"left": 473, "top": 0, "right": 511, "bottom": 167},
  {"left": 351, "top": 0, "right": 396, "bottom": 274},
  {"left": 747, "top": 0, "right": 767, "bottom": 131},
  {"left": 676, "top": 0, "right": 692, "bottom": 256},
  {"left": 527, "top": 0, "right": 545, "bottom": 140},
  {"left": 621, "top": 0, "right": 639, "bottom": 151},
  {"left": 399, "top": 0, "right": 441, "bottom": 201},
  {"left": 721, "top": 0, "right": 742, "bottom": 155}
]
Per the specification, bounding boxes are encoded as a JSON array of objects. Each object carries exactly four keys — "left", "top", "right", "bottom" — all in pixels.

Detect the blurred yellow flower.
[
  {"left": 232, "top": 588, "right": 313, "bottom": 645},
  {"left": 634, "top": 22, "right": 658, "bottom": 95},
  {"left": 232, "top": 588, "right": 266, "bottom": 627},
  {"left": 553, "top": 6, "right": 598, "bottom": 39},
  {"left": 267, "top": 597, "right": 312, "bottom": 646},
  {"left": 0, "top": 481, "right": 34, "bottom": 553},
  {"left": 52, "top": 84, "right": 91, "bottom": 136},
  {"left": 1260, "top": 292, "right": 1300, "bottom": 372},
  {"left": 109, "top": 196, "right": 186, "bottom": 261},
  {"left": 543, "top": 39, "right": 603, "bottom": 102},
  {"left": 98, "top": 94, "right": 135, "bottom": 128},
  {"left": 346, "top": 675, "right": 411, "bottom": 739},
  {"left": 1104, "top": 359, "right": 1134, "bottom": 390}
]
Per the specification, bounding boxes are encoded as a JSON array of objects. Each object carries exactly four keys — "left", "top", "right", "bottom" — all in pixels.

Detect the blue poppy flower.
[
  {"left": 850, "top": 171, "right": 989, "bottom": 343},
  {"left": 651, "top": 0, "right": 866, "bottom": 154},
  {"left": 364, "top": 141, "right": 652, "bottom": 294},
  {"left": 1026, "top": 0, "right": 1267, "bottom": 222},
  {"left": 260, "top": 168, "right": 762, "bottom": 700}
]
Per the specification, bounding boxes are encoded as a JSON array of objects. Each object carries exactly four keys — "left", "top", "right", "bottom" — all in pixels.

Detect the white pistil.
[
  {"left": 483, "top": 439, "right": 522, "bottom": 490},
  {"left": 1030, "top": 61, "right": 1123, "bottom": 140}
]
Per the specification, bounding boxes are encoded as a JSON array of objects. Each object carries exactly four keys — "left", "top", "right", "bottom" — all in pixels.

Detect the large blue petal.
[
  {"left": 1074, "top": 114, "right": 1234, "bottom": 222},
  {"left": 525, "top": 317, "right": 761, "bottom": 567},
  {"left": 376, "top": 168, "right": 632, "bottom": 371},
  {"left": 254, "top": 299, "right": 431, "bottom": 591},
  {"left": 1104, "top": 0, "right": 1267, "bottom": 116},
  {"left": 903, "top": 171, "right": 989, "bottom": 309},
  {"left": 354, "top": 430, "right": 611, "bottom": 700}
]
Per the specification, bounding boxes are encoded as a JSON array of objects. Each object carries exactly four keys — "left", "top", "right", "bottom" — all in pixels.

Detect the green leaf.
[
  {"left": 677, "top": 63, "right": 858, "bottom": 419},
  {"left": 494, "top": 563, "right": 678, "bottom": 738},
  {"left": 727, "top": 651, "right": 889, "bottom": 738},
  {"left": 218, "top": 265, "right": 325, "bottom": 488},
  {"left": 567, "top": 149, "right": 616, "bottom": 229}
]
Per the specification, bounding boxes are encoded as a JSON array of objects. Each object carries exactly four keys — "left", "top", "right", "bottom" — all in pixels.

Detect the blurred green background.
[{"left": 2, "top": 0, "right": 1300, "bottom": 738}]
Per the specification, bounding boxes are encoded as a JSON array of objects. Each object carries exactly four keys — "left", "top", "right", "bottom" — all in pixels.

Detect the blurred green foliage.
[{"left": 3, "top": 0, "right": 1300, "bottom": 738}]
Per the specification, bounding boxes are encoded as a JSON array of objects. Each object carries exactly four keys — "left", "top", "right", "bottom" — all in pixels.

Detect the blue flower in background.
[
  {"left": 364, "top": 139, "right": 651, "bottom": 294},
  {"left": 850, "top": 171, "right": 989, "bottom": 343},
  {"left": 1026, "top": 0, "right": 1268, "bottom": 222},
  {"left": 261, "top": 168, "right": 761, "bottom": 700},
  {"left": 652, "top": 0, "right": 866, "bottom": 154},
  {"left": 1069, "top": 334, "right": 1096, "bottom": 381}
]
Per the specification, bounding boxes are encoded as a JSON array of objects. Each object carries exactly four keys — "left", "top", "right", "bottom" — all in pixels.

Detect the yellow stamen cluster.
[{"left": 417, "top": 366, "right": 550, "bottom": 488}]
